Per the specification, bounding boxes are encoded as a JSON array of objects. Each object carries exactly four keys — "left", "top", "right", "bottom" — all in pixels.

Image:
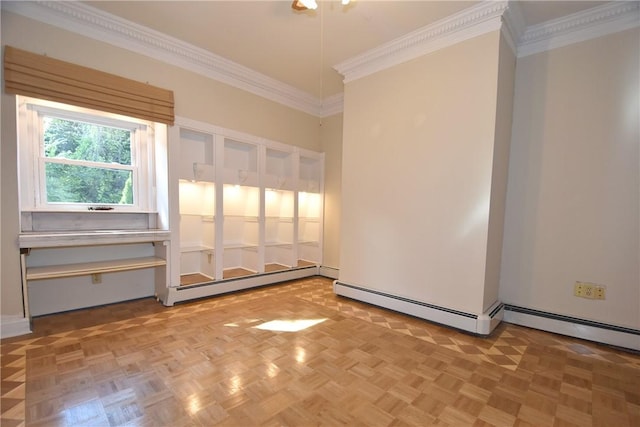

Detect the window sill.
[{"left": 21, "top": 209, "right": 158, "bottom": 214}]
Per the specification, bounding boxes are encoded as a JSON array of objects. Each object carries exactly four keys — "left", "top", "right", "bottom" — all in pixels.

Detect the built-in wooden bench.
[{"left": 26, "top": 256, "right": 166, "bottom": 281}]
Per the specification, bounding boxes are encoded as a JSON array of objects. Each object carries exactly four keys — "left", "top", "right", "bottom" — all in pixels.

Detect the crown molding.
[
  {"left": 3, "top": 1, "right": 638, "bottom": 117},
  {"left": 334, "top": 1, "right": 508, "bottom": 83},
  {"left": 320, "top": 93, "right": 344, "bottom": 118},
  {"left": 517, "top": 1, "right": 640, "bottom": 58},
  {"left": 2, "top": 0, "right": 324, "bottom": 117},
  {"left": 501, "top": 1, "right": 526, "bottom": 54}
]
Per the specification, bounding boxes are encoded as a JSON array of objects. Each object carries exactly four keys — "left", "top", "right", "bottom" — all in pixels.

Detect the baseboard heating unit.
[
  {"left": 161, "top": 265, "right": 319, "bottom": 306},
  {"left": 504, "top": 305, "right": 640, "bottom": 351},
  {"left": 333, "top": 281, "right": 503, "bottom": 336}
]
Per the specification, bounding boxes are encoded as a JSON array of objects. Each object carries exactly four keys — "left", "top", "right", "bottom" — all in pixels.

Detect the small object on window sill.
[{"left": 88, "top": 206, "right": 114, "bottom": 211}]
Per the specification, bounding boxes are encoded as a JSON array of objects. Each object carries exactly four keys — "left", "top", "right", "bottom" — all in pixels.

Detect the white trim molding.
[
  {"left": 334, "top": 1, "right": 508, "bottom": 84},
  {"left": 333, "top": 281, "right": 504, "bottom": 336},
  {"left": 3, "top": 1, "right": 638, "bottom": 115},
  {"left": 1, "top": 0, "right": 324, "bottom": 117},
  {"left": 319, "top": 266, "right": 339, "bottom": 280},
  {"left": 517, "top": 1, "right": 640, "bottom": 58},
  {"left": 320, "top": 94, "right": 344, "bottom": 119},
  {"left": 504, "top": 305, "right": 640, "bottom": 352},
  {"left": 501, "top": 0, "right": 526, "bottom": 54},
  {"left": 1, "top": 315, "right": 32, "bottom": 339}
]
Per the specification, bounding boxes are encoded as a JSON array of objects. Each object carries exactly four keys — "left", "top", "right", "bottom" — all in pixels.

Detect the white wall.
[
  {"left": 483, "top": 34, "right": 516, "bottom": 312},
  {"left": 500, "top": 28, "right": 640, "bottom": 329},
  {"left": 321, "top": 113, "right": 343, "bottom": 270},
  {"left": 1, "top": 90, "right": 22, "bottom": 317},
  {"left": 340, "top": 31, "right": 503, "bottom": 316}
]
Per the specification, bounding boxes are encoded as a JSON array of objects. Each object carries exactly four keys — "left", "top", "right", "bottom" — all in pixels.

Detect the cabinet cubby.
[
  {"left": 299, "top": 155, "right": 322, "bottom": 193},
  {"left": 179, "top": 129, "right": 214, "bottom": 181},
  {"left": 265, "top": 189, "right": 294, "bottom": 270},
  {"left": 297, "top": 191, "right": 322, "bottom": 265},
  {"left": 223, "top": 184, "right": 259, "bottom": 278},
  {"left": 179, "top": 180, "right": 215, "bottom": 285},
  {"left": 265, "top": 148, "right": 293, "bottom": 190},
  {"left": 223, "top": 138, "right": 258, "bottom": 186}
]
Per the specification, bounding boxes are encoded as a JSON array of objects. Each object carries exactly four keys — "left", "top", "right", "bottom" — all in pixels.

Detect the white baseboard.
[
  {"left": 319, "top": 266, "right": 339, "bottom": 279},
  {"left": 333, "top": 281, "right": 503, "bottom": 335},
  {"left": 504, "top": 305, "right": 640, "bottom": 351},
  {"left": 1, "top": 315, "right": 32, "bottom": 339}
]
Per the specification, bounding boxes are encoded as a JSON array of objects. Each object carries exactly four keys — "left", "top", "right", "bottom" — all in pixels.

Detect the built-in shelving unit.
[{"left": 164, "top": 118, "right": 324, "bottom": 306}]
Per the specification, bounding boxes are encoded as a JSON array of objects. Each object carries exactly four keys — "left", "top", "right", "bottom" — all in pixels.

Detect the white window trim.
[{"left": 17, "top": 96, "right": 158, "bottom": 213}]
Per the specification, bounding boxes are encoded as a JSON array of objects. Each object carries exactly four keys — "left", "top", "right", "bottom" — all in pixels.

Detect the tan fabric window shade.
[{"left": 4, "top": 46, "right": 174, "bottom": 125}]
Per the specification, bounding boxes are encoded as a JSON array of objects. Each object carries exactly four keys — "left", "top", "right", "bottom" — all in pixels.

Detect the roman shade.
[{"left": 3, "top": 46, "right": 174, "bottom": 125}]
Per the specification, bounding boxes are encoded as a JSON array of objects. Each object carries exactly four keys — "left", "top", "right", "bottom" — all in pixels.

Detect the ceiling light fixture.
[
  {"left": 292, "top": 0, "right": 350, "bottom": 11},
  {"left": 292, "top": 0, "right": 317, "bottom": 10}
]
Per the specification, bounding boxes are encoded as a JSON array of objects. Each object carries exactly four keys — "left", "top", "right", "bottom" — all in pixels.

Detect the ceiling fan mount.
[
  {"left": 292, "top": 0, "right": 350, "bottom": 11},
  {"left": 291, "top": 0, "right": 311, "bottom": 11}
]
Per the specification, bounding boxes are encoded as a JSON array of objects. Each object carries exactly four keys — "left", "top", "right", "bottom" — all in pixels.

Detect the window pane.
[
  {"left": 45, "top": 163, "right": 134, "bottom": 205},
  {"left": 43, "top": 117, "right": 132, "bottom": 165}
]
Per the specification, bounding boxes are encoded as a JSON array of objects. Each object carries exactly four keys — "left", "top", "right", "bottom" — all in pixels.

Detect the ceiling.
[{"left": 85, "top": 1, "right": 608, "bottom": 100}]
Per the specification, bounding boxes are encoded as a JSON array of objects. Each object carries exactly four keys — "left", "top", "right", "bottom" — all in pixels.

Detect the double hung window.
[{"left": 18, "top": 96, "right": 156, "bottom": 212}]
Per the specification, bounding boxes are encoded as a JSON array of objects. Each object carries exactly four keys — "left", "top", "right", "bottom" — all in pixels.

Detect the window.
[{"left": 18, "top": 96, "right": 159, "bottom": 212}]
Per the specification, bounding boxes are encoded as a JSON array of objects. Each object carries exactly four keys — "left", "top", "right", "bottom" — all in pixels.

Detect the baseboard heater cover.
[
  {"left": 504, "top": 305, "right": 640, "bottom": 351},
  {"left": 333, "top": 281, "right": 503, "bottom": 335},
  {"left": 162, "top": 265, "right": 319, "bottom": 305}
]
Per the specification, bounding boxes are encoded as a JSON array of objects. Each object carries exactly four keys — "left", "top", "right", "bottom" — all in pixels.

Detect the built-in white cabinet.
[{"left": 164, "top": 118, "right": 323, "bottom": 305}]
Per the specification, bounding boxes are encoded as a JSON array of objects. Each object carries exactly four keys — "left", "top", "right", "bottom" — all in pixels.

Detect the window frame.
[{"left": 17, "top": 96, "right": 157, "bottom": 213}]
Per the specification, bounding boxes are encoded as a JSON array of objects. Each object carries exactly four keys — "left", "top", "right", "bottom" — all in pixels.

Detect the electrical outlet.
[
  {"left": 574, "top": 282, "right": 584, "bottom": 297},
  {"left": 92, "top": 273, "right": 102, "bottom": 284},
  {"left": 574, "top": 281, "right": 605, "bottom": 300},
  {"left": 584, "top": 283, "right": 594, "bottom": 298}
]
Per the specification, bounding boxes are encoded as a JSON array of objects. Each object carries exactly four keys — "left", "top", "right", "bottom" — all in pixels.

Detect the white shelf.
[
  {"left": 265, "top": 241, "right": 293, "bottom": 248},
  {"left": 224, "top": 215, "right": 259, "bottom": 221},
  {"left": 223, "top": 243, "right": 259, "bottom": 249},
  {"left": 265, "top": 216, "right": 294, "bottom": 223},
  {"left": 180, "top": 245, "right": 215, "bottom": 253},
  {"left": 26, "top": 256, "right": 166, "bottom": 281},
  {"left": 181, "top": 213, "right": 215, "bottom": 219}
]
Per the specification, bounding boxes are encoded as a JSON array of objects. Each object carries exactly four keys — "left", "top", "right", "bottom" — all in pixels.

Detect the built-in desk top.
[{"left": 19, "top": 230, "right": 171, "bottom": 248}]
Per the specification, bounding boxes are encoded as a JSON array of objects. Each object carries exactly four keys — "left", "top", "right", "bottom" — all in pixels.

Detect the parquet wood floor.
[{"left": 2, "top": 277, "right": 639, "bottom": 426}]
